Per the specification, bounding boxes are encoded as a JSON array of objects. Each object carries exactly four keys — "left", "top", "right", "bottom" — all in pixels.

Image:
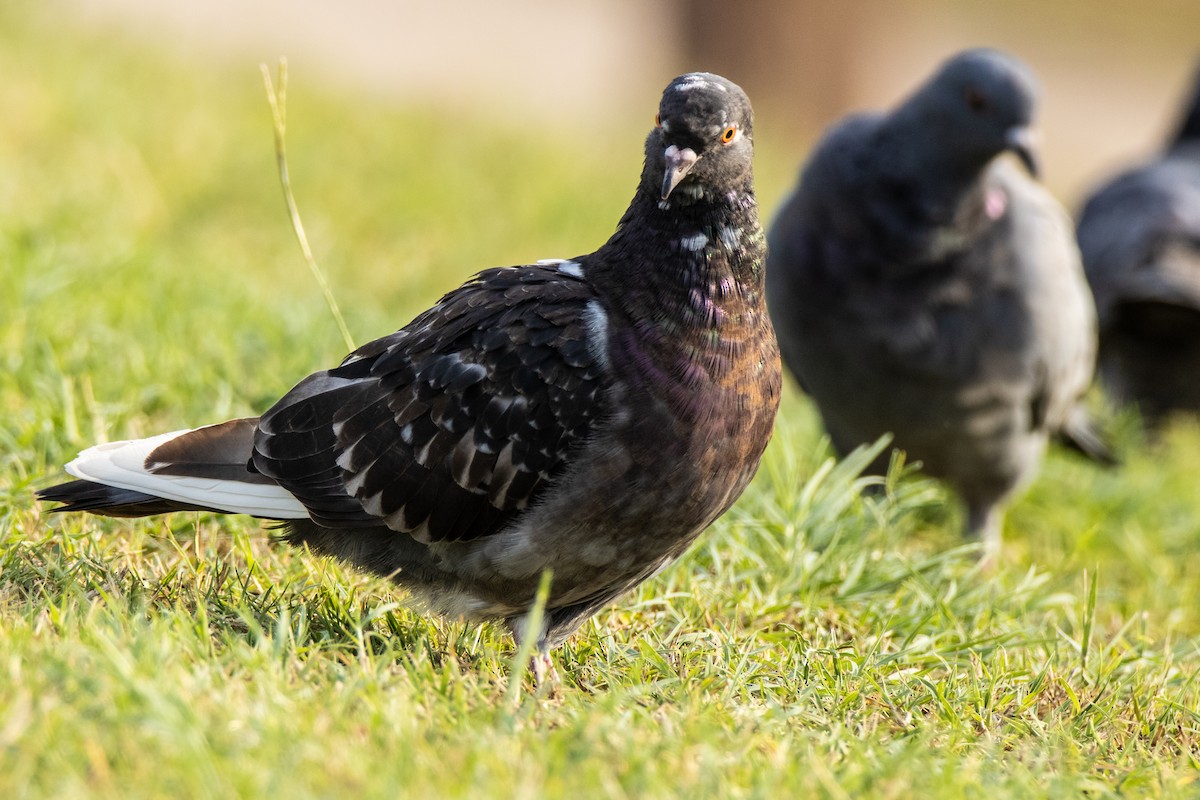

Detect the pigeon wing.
[{"left": 253, "top": 264, "right": 607, "bottom": 543}]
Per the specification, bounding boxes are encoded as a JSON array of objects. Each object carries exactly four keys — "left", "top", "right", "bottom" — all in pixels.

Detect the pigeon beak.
[
  {"left": 1004, "top": 127, "right": 1041, "bottom": 178},
  {"left": 661, "top": 144, "right": 699, "bottom": 199}
]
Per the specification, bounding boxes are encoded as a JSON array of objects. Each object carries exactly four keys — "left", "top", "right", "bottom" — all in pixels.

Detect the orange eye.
[{"left": 721, "top": 125, "right": 738, "bottom": 144}]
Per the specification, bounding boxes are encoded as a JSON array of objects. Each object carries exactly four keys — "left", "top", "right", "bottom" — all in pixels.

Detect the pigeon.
[
  {"left": 1076, "top": 64, "right": 1200, "bottom": 425},
  {"left": 766, "top": 48, "right": 1106, "bottom": 554},
  {"left": 38, "top": 72, "right": 782, "bottom": 678}
]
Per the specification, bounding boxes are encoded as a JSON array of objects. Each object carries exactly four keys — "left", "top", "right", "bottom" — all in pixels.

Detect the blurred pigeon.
[
  {"left": 767, "top": 49, "right": 1107, "bottom": 553},
  {"left": 39, "top": 72, "right": 782, "bottom": 678},
  {"left": 1076, "top": 64, "right": 1200, "bottom": 425}
]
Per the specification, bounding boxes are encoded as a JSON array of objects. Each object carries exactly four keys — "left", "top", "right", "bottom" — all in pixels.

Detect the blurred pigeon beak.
[
  {"left": 662, "top": 145, "right": 699, "bottom": 199},
  {"left": 1005, "top": 127, "right": 1040, "bottom": 178}
]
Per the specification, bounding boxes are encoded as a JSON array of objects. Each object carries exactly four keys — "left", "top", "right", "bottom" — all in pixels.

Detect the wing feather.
[{"left": 253, "top": 265, "right": 607, "bottom": 542}]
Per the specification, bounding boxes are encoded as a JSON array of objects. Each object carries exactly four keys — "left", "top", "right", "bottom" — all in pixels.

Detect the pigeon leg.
[
  {"left": 965, "top": 502, "right": 1003, "bottom": 565},
  {"left": 532, "top": 650, "right": 559, "bottom": 688}
]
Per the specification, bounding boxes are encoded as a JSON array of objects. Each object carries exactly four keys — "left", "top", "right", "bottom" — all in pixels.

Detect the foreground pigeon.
[
  {"left": 1076, "top": 65, "right": 1200, "bottom": 425},
  {"left": 766, "top": 49, "right": 1105, "bottom": 554},
  {"left": 39, "top": 72, "right": 782, "bottom": 676}
]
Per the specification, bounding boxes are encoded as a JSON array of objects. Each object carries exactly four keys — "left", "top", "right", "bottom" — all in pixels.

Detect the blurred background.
[
  {"left": 4, "top": 0, "right": 1198, "bottom": 415},
  {"left": 4, "top": 0, "right": 1193, "bottom": 420},
  {"left": 70, "top": 0, "right": 1200, "bottom": 203}
]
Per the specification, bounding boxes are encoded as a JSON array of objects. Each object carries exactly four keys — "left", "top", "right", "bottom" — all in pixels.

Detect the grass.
[{"left": 2, "top": 7, "right": 1200, "bottom": 798}]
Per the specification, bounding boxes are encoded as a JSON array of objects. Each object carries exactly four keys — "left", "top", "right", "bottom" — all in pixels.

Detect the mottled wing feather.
[{"left": 253, "top": 265, "right": 607, "bottom": 543}]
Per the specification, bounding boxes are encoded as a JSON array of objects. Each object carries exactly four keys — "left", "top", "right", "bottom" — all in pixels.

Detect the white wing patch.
[
  {"left": 65, "top": 430, "right": 309, "bottom": 518},
  {"left": 557, "top": 260, "right": 584, "bottom": 278},
  {"left": 583, "top": 300, "right": 611, "bottom": 371},
  {"left": 536, "top": 258, "right": 584, "bottom": 278}
]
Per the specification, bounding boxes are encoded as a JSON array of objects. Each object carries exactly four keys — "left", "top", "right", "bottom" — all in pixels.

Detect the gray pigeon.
[
  {"left": 1076, "top": 64, "right": 1200, "bottom": 425},
  {"left": 38, "top": 72, "right": 782, "bottom": 677},
  {"left": 766, "top": 49, "right": 1106, "bottom": 553}
]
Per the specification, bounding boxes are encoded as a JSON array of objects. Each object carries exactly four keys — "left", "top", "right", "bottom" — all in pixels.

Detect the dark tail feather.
[
  {"left": 36, "top": 479, "right": 218, "bottom": 518},
  {"left": 1056, "top": 406, "right": 1119, "bottom": 467}
]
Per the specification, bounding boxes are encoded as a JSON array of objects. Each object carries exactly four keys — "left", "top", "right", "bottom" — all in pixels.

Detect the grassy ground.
[{"left": 2, "top": 8, "right": 1200, "bottom": 798}]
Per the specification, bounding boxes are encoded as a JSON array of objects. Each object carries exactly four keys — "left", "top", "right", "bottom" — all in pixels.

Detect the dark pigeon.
[
  {"left": 1076, "top": 64, "right": 1200, "bottom": 425},
  {"left": 766, "top": 49, "right": 1106, "bottom": 554},
  {"left": 39, "top": 73, "right": 782, "bottom": 678}
]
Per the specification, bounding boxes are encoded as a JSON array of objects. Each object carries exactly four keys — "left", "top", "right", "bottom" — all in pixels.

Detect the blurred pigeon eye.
[
  {"left": 965, "top": 87, "right": 988, "bottom": 113},
  {"left": 721, "top": 125, "right": 739, "bottom": 144}
]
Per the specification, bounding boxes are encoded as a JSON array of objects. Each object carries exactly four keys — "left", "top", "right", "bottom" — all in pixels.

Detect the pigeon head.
[
  {"left": 646, "top": 72, "right": 755, "bottom": 202},
  {"left": 911, "top": 49, "right": 1041, "bottom": 178}
]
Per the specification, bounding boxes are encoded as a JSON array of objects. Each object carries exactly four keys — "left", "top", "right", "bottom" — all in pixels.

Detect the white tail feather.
[{"left": 65, "top": 429, "right": 310, "bottom": 519}]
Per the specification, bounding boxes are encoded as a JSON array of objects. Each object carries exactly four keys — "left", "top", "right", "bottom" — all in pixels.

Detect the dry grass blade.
[{"left": 260, "top": 58, "right": 356, "bottom": 352}]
